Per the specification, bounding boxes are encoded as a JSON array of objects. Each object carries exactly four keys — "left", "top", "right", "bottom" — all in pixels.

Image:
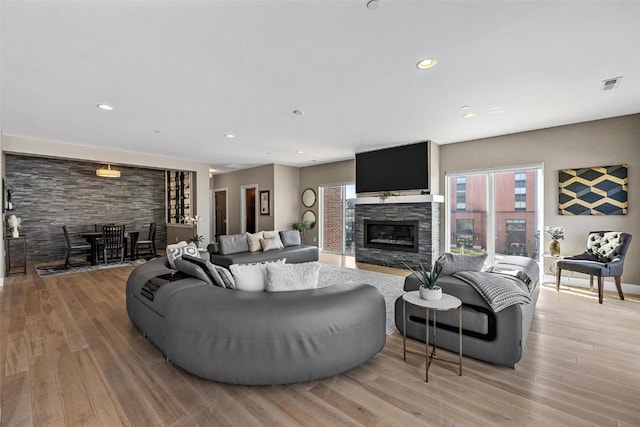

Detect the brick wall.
[
  {"left": 5, "top": 155, "right": 167, "bottom": 263},
  {"left": 322, "top": 186, "right": 343, "bottom": 253}
]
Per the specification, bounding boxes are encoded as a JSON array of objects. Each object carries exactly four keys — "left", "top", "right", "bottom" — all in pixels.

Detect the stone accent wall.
[
  {"left": 355, "top": 202, "right": 440, "bottom": 268},
  {"left": 5, "top": 155, "right": 167, "bottom": 263},
  {"left": 322, "top": 186, "right": 343, "bottom": 253}
]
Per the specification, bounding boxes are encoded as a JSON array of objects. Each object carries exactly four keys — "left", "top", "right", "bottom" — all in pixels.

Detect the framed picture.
[
  {"left": 260, "top": 190, "right": 270, "bottom": 215},
  {"left": 558, "top": 164, "right": 628, "bottom": 215}
]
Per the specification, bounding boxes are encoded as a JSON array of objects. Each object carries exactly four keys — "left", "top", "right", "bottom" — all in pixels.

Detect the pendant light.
[{"left": 96, "top": 164, "right": 121, "bottom": 178}]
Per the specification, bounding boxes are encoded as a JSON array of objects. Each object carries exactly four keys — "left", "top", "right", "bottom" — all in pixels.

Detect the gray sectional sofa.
[
  {"left": 395, "top": 255, "right": 540, "bottom": 368},
  {"left": 126, "top": 256, "right": 386, "bottom": 385},
  {"left": 208, "top": 230, "right": 318, "bottom": 268}
]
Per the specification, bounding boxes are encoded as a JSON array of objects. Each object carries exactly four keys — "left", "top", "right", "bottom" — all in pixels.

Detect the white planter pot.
[
  {"left": 419, "top": 285, "right": 442, "bottom": 301},
  {"left": 12, "top": 229, "right": 19, "bottom": 238}
]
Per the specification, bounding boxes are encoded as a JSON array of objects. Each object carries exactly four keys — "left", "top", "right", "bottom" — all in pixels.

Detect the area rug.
[
  {"left": 318, "top": 265, "right": 406, "bottom": 335},
  {"left": 36, "top": 258, "right": 147, "bottom": 277}
]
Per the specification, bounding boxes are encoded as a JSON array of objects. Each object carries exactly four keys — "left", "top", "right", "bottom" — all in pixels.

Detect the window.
[
  {"left": 514, "top": 170, "right": 526, "bottom": 211},
  {"left": 447, "top": 165, "right": 542, "bottom": 264},
  {"left": 505, "top": 219, "right": 527, "bottom": 256},
  {"left": 454, "top": 219, "right": 475, "bottom": 250},
  {"left": 456, "top": 176, "right": 466, "bottom": 211},
  {"left": 319, "top": 184, "right": 356, "bottom": 255}
]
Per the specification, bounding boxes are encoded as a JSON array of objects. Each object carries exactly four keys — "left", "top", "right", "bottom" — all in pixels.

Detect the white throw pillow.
[
  {"left": 260, "top": 236, "right": 284, "bottom": 251},
  {"left": 265, "top": 262, "right": 321, "bottom": 292},
  {"left": 262, "top": 230, "right": 279, "bottom": 239},
  {"left": 246, "top": 231, "right": 264, "bottom": 252},
  {"left": 230, "top": 258, "right": 286, "bottom": 291}
]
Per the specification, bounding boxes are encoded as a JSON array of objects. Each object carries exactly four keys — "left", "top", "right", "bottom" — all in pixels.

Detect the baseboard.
[{"left": 542, "top": 273, "right": 640, "bottom": 295}]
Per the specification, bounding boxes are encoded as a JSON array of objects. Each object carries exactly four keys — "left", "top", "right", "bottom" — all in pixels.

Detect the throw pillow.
[
  {"left": 230, "top": 258, "right": 286, "bottom": 292},
  {"left": 265, "top": 262, "right": 321, "bottom": 292},
  {"left": 219, "top": 234, "right": 250, "bottom": 255},
  {"left": 182, "top": 254, "right": 226, "bottom": 288},
  {"left": 174, "top": 258, "right": 215, "bottom": 286},
  {"left": 262, "top": 230, "right": 279, "bottom": 239},
  {"left": 436, "top": 252, "right": 488, "bottom": 276},
  {"left": 280, "top": 230, "right": 302, "bottom": 247},
  {"left": 166, "top": 241, "right": 199, "bottom": 269},
  {"left": 260, "top": 236, "right": 284, "bottom": 252},
  {"left": 246, "top": 231, "right": 264, "bottom": 252},
  {"left": 214, "top": 265, "right": 236, "bottom": 289}
]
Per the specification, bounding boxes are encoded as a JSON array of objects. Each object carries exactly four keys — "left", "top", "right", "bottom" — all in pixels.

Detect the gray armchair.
[{"left": 556, "top": 231, "right": 632, "bottom": 304}]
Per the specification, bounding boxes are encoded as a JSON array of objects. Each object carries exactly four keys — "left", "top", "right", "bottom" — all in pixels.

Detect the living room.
[{"left": 1, "top": 1, "right": 640, "bottom": 426}]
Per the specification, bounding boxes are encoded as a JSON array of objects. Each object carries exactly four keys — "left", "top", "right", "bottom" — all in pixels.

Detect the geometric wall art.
[{"left": 558, "top": 164, "right": 628, "bottom": 215}]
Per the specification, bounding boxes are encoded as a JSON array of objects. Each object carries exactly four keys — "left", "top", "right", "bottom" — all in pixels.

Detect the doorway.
[
  {"left": 241, "top": 184, "right": 258, "bottom": 234},
  {"left": 214, "top": 188, "right": 228, "bottom": 239}
]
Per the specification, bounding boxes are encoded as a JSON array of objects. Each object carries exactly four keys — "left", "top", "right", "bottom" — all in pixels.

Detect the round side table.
[{"left": 402, "top": 291, "right": 462, "bottom": 382}]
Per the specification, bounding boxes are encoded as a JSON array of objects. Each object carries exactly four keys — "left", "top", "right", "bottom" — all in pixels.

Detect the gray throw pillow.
[
  {"left": 280, "top": 230, "right": 302, "bottom": 247},
  {"left": 182, "top": 254, "right": 226, "bottom": 288},
  {"left": 214, "top": 265, "right": 236, "bottom": 289},
  {"left": 174, "top": 258, "right": 215, "bottom": 286},
  {"left": 436, "top": 252, "right": 488, "bottom": 276},
  {"left": 219, "top": 234, "right": 250, "bottom": 255}
]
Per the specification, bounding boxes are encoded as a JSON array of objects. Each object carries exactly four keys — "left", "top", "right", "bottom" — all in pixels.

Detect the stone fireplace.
[{"left": 355, "top": 196, "right": 442, "bottom": 268}]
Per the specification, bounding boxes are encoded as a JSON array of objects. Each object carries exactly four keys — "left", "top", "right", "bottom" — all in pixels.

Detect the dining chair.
[
  {"left": 62, "top": 225, "right": 92, "bottom": 268},
  {"left": 99, "top": 224, "right": 126, "bottom": 264},
  {"left": 135, "top": 222, "right": 157, "bottom": 259}
]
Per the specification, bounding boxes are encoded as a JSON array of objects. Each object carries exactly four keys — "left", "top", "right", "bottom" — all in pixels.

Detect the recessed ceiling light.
[
  {"left": 97, "top": 104, "right": 114, "bottom": 111},
  {"left": 225, "top": 134, "right": 235, "bottom": 138},
  {"left": 463, "top": 113, "right": 477, "bottom": 119},
  {"left": 416, "top": 58, "right": 437, "bottom": 70},
  {"left": 154, "top": 130, "right": 161, "bottom": 134},
  {"left": 366, "top": 0, "right": 379, "bottom": 10},
  {"left": 460, "top": 106, "right": 470, "bottom": 110},
  {"left": 293, "top": 110, "right": 304, "bottom": 115},
  {"left": 297, "top": 150, "right": 304, "bottom": 154}
]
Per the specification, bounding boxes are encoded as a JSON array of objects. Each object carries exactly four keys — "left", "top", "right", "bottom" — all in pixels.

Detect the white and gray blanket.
[{"left": 452, "top": 271, "right": 532, "bottom": 312}]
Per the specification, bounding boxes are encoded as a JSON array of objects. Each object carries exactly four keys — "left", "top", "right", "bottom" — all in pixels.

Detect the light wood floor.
[{"left": 1, "top": 257, "right": 640, "bottom": 426}]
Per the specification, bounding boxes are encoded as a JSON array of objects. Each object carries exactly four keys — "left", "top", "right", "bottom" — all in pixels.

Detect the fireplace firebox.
[{"left": 364, "top": 220, "right": 419, "bottom": 253}]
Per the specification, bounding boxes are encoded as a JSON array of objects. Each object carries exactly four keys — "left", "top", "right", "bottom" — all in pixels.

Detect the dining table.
[{"left": 81, "top": 230, "right": 140, "bottom": 265}]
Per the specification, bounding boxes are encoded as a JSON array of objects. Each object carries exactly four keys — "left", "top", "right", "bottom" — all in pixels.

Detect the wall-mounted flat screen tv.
[{"left": 356, "top": 141, "right": 429, "bottom": 193}]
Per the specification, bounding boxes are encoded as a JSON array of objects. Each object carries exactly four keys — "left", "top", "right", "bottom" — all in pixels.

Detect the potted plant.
[
  {"left": 404, "top": 259, "right": 443, "bottom": 300},
  {"left": 544, "top": 226, "right": 565, "bottom": 257},
  {"left": 7, "top": 214, "right": 21, "bottom": 238},
  {"left": 292, "top": 220, "right": 311, "bottom": 236},
  {"left": 184, "top": 214, "right": 203, "bottom": 247},
  {"left": 378, "top": 191, "right": 398, "bottom": 203},
  {"left": 187, "top": 234, "right": 204, "bottom": 247}
]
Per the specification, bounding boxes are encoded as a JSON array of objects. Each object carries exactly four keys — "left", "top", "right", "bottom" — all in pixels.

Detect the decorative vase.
[
  {"left": 549, "top": 240, "right": 561, "bottom": 257},
  {"left": 12, "top": 229, "right": 19, "bottom": 238},
  {"left": 419, "top": 285, "right": 442, "bottom": 301}
]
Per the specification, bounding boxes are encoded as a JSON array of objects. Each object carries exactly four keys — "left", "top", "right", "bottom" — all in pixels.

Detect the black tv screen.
[{"left": 356, "top": 142, "right": 429, "bottom": 193}]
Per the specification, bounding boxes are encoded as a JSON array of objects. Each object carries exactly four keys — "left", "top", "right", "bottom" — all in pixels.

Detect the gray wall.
[{"left": 5, "top": 154, "right": 167, "bottom": 263}]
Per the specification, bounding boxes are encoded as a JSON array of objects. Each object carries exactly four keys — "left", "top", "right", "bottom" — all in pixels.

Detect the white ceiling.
[{"left": 2, "top": 1, "right": 639, "bottom": 173}]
